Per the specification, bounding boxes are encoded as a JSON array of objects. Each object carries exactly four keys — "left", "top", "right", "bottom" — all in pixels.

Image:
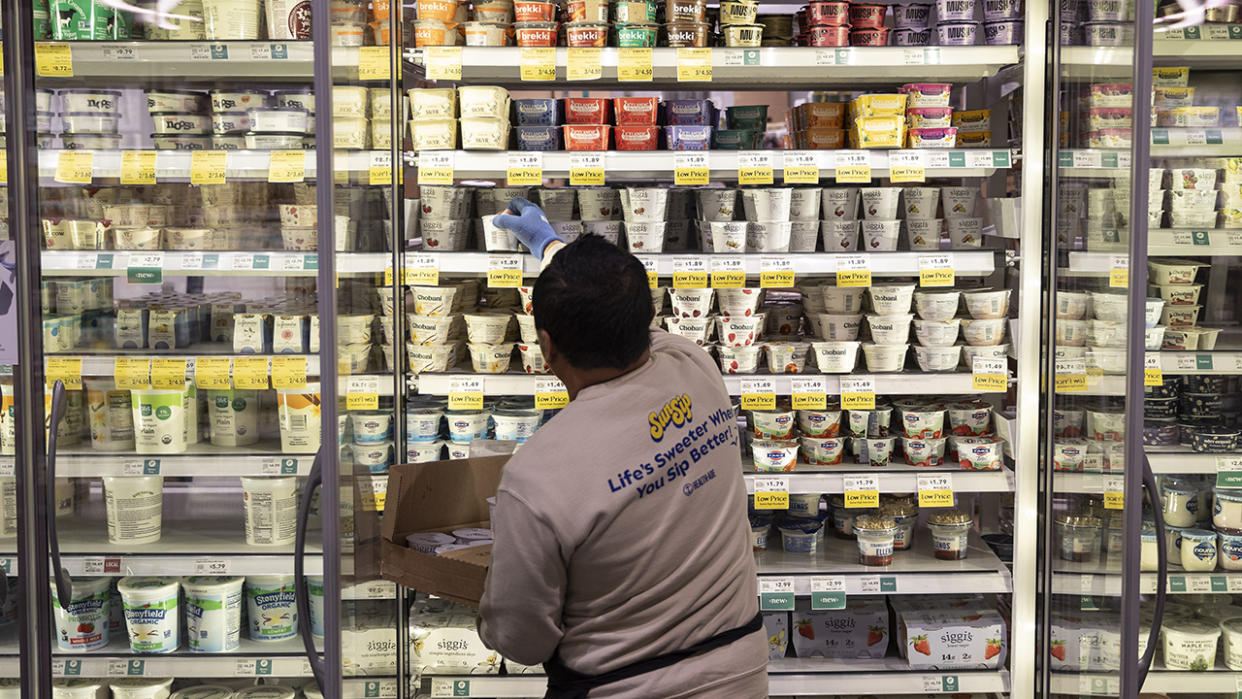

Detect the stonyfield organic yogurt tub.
[
  {"left": 51, "top": 577, "right": 111, "bottom": 651},
  {"left": 182, "top": 576, "right": 243, "bottom": 653},
  {"left": 118, "top": 577, "right": 181, "bottom": 654},
  {"left": 245, "top": 575, "right": 297, "bottom": 642}
]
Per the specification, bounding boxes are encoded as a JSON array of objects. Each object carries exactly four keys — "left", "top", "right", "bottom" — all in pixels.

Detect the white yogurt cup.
[
  {"left": 941, "top": 186, "right": 978, "bottom": 216},
  {"left": 307, "top": 576, "right": 325, "bottom": 638},
  {"left": 861, "top": 188, "right": 901, "bottom": 220},
  {"left": 1221, "top": 618, "right": 1242, "bottom": 669},
  {"left": 626, "top": 221, "right": 667, "bottom": 253},
  {"left": 103, "top": 476, "right": 163, "bottom": 545},
  {"left": 905, "top": 218, "right": 942, "bottom": 250},
  {"left": 493, "top": 410, "right": 542, "bottom": 443},
  {"left": 51, "top": 576, "right": 111, "bottom": 652},
  {"left": 743, "top": 188, "right": 793, "bottom": 222},
  {"left": 821, "top": 220, "right": 859, "bottom": 251},
  {"left": 407, "top": 408, "right": 444, "bottom": 442},
  {"left": 861, "top": 220, "right": 901, "bottom": 251},
  {"left": 961, "top": 318, "right": 1007, "bottom": 346},
  {"left": 963, "top": 289, "right": 1011, "bottom": 319},
  {"left": 203, "top": 0, "right": 262, "bottom": 39},
  {"left": 811, "top": 341, "right": 861, "bottom": 373},
  {"left": 867, "top": 313, "right": 913, "bottom": 344},
  {"left": 446, "top": 410, "right": 491, "bottom": 441},
  {"left": 182, "top": 576, "right": 243, "bottom": 653},
  {"left": 914, "top": 344, "right": 963, "bottom": 372},
  {"left": 109, "top": 678, "right": 174, "bottom": 699},
  {"left": 789, "top": 188, "right": 822, "bottom": 220},
  {"left": 351, "top": 412, "right": 392, "bottom": 444},
  {"left": 244, "top": 575, "right": 298, "bottom": 642},
  {"left": 719, "top": 345, "right": 763, "bottom": 373},
  {"left": 869, "top": 285, "right": 915, "bottom": 315},
  {"left": 670, "top": 289, "right": 714, "bottom": 319},
  {"left": 902, "top": 187, "right": 940, "bottom": 219},
  {"left": 468, "top": 343, "right": 514, "bottom": 373},
  {"left": 913, "top": 318, "right": 961, "bottom": 347},
  {"left": 747, "top": 221, "right": 792, "bottom": 253},
  {"left": 717, "top": 315, "right": 765, "bottom": 347},
  {"left": 623, "top": 188, "right": 670, "bottom": 222},
  {"left": 518, "top": 343, "right": 549, "bottom": 373},
  {"left": 822, "top": 286, "right": 865, "bottom": 314},
  {"left": 822, "top": 187, "right": 859, "bottom": 220},
  {"left": 206, "top": 389, "right": 259, "bottom": 447},
  {"left": 1162, "top": 620, "right": 1220, "bottom": 670},
  {"left": 816, "top": 313, "right": 862, "bottom": 341},
  {"left": 406, "top": 440, "right": 444, "bottom": 463},
  {"left": 248, "top": 108, "right": 309, "bottom": 134},
  {"left": 947, "top": 216, "right": 984, "bottom": 248},
  {"left": 241, "top": 477, "right": 298, "bottom": 546},
  {"left": 130, "top": 390, "right": 187, "bottom": 454},
  {"left": 707, "top": 221, "right": 747, "bottom": 252},
  {"left": 913, "top": 290, "right": 960, "bottom": 321},
  {"left": 463, "top": 313, "right": 514, "bottom": 345},
  {"left": 277, "top": 383, "right": 321, "bottom": 453},
  {"left": 862, "top": 343, "right": 908, "bottom": 372},
  {"left": 789, "top": 220, "right": 820, "bottom": 252},
  {"left": 118, "top": 577, "right": 181, "bottom": 654}
]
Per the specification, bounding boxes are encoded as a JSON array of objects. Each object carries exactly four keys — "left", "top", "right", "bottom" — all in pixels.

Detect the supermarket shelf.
[
  {"left": 1053, "top": 450, "right": 1238, "bottom": 488},
  {"left": 38, "top": 150, "right": 383, "bottom": 182},
  {"left": 32, "top": 41, "right": 375, "bottom": 83},
  {"left": 1053, "top": 665, "right": 1242, "bottom": 695},
  {"left": 11, "top": 442, "right": 314, "bottom": 478},
  {"left": 1148, "top": 228, "right": 1242, "bottom": 256},
  {"left": 411, "top": 149, "right": 1015, "bottom": 181},
  {"left": 1052, "top": 568, "right": 1242, "bottom": 597},
  {"left": 41, "top": 251, "right": 389, "bottom": 276},
  {"left": 405, "top": 45, "right": 1020, "bottom": 87},
  {"left": 754, "top": 534, "right": 1012, "bottom": 595},
  {"left": 403, "top": 251, "right": 997, "bottom": 278},
  {"left": 743, "top": 464, "right": 1014, "bottom": 494},
  {"left": 44, "top": 350, "right": 320, "bottom": 377},
  {"left": 1062, "top": 133, "right": 1242, "bottom": 173},
  {"left": 415, "top": 371, "right": 984, "bottom": 396},
  {"left": 43, "top": 636, "right": 315, "bottom": 677},
  {"left": 425, "top": 664, "right": 1008, "bottom": 697},
  {"left": 1062, "top": 28, "right": 1242, "bottom": 78}
]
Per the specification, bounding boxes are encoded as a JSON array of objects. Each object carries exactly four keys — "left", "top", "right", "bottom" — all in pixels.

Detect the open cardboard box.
[{"left": 380, "top": 454, "right": 508, "bottom": 609}]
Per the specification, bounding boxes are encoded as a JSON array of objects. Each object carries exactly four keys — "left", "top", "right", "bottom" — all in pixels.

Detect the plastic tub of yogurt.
[
  {"left": 182, "top": 576, "right": 243, "bottom": 653},
  {"left": 778, "top": 518, "right": 823, "bottom": 554},
  {"left": 52, "top": 680, "right": 107, "bottom": 699},
  {"left": 130, "top": 389, "right": 187, "bottom": 454},
  {"left": 492, "top": 410, "right": 542, "bottom": 443},
  {"left": 241, "top": 477, "right": 298, "bottom": 546},
  {"left": 406, "top": 407, "right": 444, "bottom": 442},
  {"left": 406, "top": 440, "right": 443, "bottom": 463},
  {"left": 170, "top": 687, "right": 236, "bottom": 699},
  {"left": 752, "top": 439, "right": 799, "bottom": 472},
  {"left": 206, "top": 389, "right": 259, "bottom": 447},
  {"left": 446, "top": 410, "right": 490, "bottom": 441},
  {"left": 84, "top": 379, "right": 135, "bottom": 451},
  {"left": 117, "top": 577, "right": 181, "bottom": 653},
  {"left": 1163, "top": 620, "right": 1221, "bottom": 670},
  {"left": 1181, "top": 528, "right": 1218, "bottom": 571},
  {"left": 277, "top": 383, "right": 321, "bottom": 453},
  {"left": 350, "top": 412, "right": 392, "bottom": 443},
  {"left": 245, "top": 575, "right": 297, "bottom": 642},
  {"left": 51, "top": 576, "right": 111, "bottom": 651},
  {"left": 109, "top": 678, "right": 174, "bottom": 699},
  {"left": 103, "top": 476, "right": 163, "bottom": 545},
  {"left": 307, "top": 575, "right": 325, "bottom": 638}
]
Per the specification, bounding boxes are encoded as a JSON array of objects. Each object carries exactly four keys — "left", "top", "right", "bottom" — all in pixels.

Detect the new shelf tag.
[
  {"left": 190, "top": 150, "right": 228, "bottom": 185},
  {"left": 520, "top": 46, "right": 557, "bottom": 81},
  {"left": 569, "top": 152, "right": 605, "bottom": 186},
  {"left": 1145, "top": 353, "right": 1163, "bottom": 386},
  {"left": 120, "top": 150, "right": 157, "bottom": 185},
  {"left": 267, "top": 150, "right": 306, "bottom": 183},
  {"left": 232, "top": 357, "right": 270, "bottom": 390},
  {"left": 195, "top": 357, "right": 232, "bottom": 390},
  {"left": 114, "top": 357, "right": 151, "bottom": 390},
  {"left": 674, "top": 152, "right": 709, "bottom": 186},
  {"left": 834, "top": 151, "right": 871, "bottom": 184},
  {"left": 810, "top": 576, "right": 847, "bottom": 610},
  {"left": 737, "top": 151, "right": 774, "bottom": 186},
  {"left": 859, "top": 576, "right": 897, "bottom": 593},
  {"left": 636, "top": 255, "right": 659, "bottom": 289},
  {"left": 760, "top": 256, "right": 795, "bottom": 288},
  {"left": 404, "top": 254, "right": 440, "bottom": 286},
  {"left": 843, "top": 475, "right": 880, "bottom": 509},
  {"left": 676, "top": 47, "right": 712, "bottom": 81},
  {"left": 1103, "top": 474, "right": 1124, "bottom": 509},
  {"left": 1218, "top": 456, "right": 1242, "bottom": 488},
  {"left": 617, "top": 47, "right": 653, "bottom": 81},
  {"left": 740, "top": 378, "right": 776, "bottom": 411},
  {"left": 840, "top": 375, "right": 876, "bottom": 410},
  {"left": 917, "top": 473, "right": 953, "bottom": 508},
  {"left": 535, "top": 377, "right": 570, "bottom": 410},
  {"left": 424, "top": 46, "right": 463, "bottom": 80},
  {"left": 150, "top": 358, "right": 187, "bottom": 390},
  {"left": 345, "top": 375, "right": 380, "bottom": 411},
  {"left": 710, "top": 256, "right": 746, "bottom": 288},
  {"left": 46, "top": 357, "right": 83, "bottom": 390},
  {"left": 790, "top": 376, "right": 827, "bottom": 410},
  {"left": 1108, "top": 255, "right": 1129, "bottom": 288},
  {"left": 757, "top": 577, "right": 795, "bottom": 611},
  {"left": 55, "top": 151, "right": 93, "bottom": 184},
  {"left": 672, "top": 256, "right": 708, "bottom": 288},
  {"left": 487, "top": 254, "right": 523, "bottom": 288},
  {"left": 782, "top": 151, "right": 820, "bottom": 184},
  {"left": 836, "top": 254, "right": 871, "bottom": 287},
  {"left": 416, "top": 150, "right": 453, "bottom": 186},
  {"left": 918, "top": 254, "right": 954, "bottom": 287},
  {"left": 752, "top": 476, "right": 789, "bottom": 510},
  {"left": 972, "top": 357, "right": 1007, "bottom": 393},
  {"left": 357, "top": 46, "right": 391, "bottom": 81},
  {"left": 448, "top": 376, "right": 484, "bottom": 410},
  {"left": 567, "top": 47, "right": 602, "bottom": 81},
  {"left": 506, "top": 151, "right": 543, "bottom": 186},
  {"left": 1054, "top": 358, "right": 1087, "bottom": 393},
  {"left": 35, "top": 42, "right": 73, "bottom": 77},
  {"left": 888, "top": 149, "right": 927, "bottom": 183},
  {"left": 271, "top": 356, "right": 308, "bottom": 390}
]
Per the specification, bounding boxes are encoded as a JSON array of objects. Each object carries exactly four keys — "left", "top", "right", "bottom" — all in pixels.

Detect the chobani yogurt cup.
[
  {"left": 51, "top": 576, "right": 111, "bottom": 651},
  {"left": 109, "top": 678, "right": 174, "bottom": 699},
  {"left": 118, "top": 577, "right": 181, "bottom": 653},
  {"left": 182, "top": 576, "right": 243, "bottom": 653},
  {"left": 104, "top": 476, "right": 163, "bottom": 545},
  {"left": 913, "top": 290, "right": 960, "bottom": 321},
  {"left": 811, "top": 341, "right": 860, "bottom": 373},
  {"left": 245, "top": 575, "right": 297, "bottom": 642}
]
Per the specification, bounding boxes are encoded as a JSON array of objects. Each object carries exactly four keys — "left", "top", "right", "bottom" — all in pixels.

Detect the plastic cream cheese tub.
[
  {"left": 103, "top": 475, "right": 163, "bottom": 545},
  {"left": 182, "top": 576, "right": 243, "bottom": 653},
  {"left": 118, "top": 576, "right": 181, "bottom": 654},
  {"left": 245, "top": 575, "right": 298, "bottom": 642},
  {"left": 51, "top": 576, "right": 111, "bottom": 651}
]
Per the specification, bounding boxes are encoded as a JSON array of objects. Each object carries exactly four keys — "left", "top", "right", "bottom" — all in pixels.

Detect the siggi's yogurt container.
[
  {"left": 182, "top": 576, "right": 243, "bottom": 653},
  {"left": 244, "top": 575, "right": 297, "bottom": 642},
  {"left": 51, "top": 576, "right": 111, "bottom": 651},
  {"left": 117, "top": 577, "right": 181, "bottom": 654}
]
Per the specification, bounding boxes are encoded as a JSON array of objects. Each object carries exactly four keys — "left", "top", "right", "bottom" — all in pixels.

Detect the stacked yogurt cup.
[
  {"left": 400, "top": 280, "right": 480, "bottom": 374},
  {"left": 1149, "top": 257, "right": 1216, "bottom": 350},
  {"left": 407, "top": 396, "right": 551, "bottom": 461},
  {"left": 60, "top": 88, "right": 123, "bottom": 151}
]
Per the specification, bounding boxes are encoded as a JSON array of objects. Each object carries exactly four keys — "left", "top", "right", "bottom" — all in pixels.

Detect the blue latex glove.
[{"left": 493, "top": 197, "right": 563, "bottom": 261}]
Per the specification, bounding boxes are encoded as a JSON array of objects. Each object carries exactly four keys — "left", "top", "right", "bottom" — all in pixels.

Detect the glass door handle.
[
  {"left": 295, "top": 449, "right": 325, "bottom": 692},
  {"left": 1140, "top": 453, "right": 1167, "bottom": 685},
  {"left": 46, "top": 380, "right": 72, "bottom": 606}
]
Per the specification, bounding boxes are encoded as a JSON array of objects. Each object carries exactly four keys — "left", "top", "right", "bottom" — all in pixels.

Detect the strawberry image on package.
[{"left": 789, "top": 597, "right": 889, "bottom": 659}]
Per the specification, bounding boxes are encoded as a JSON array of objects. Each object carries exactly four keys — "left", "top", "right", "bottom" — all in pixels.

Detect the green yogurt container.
[
  {"left": 615, "top": 22, "right": 659, "bottom": 47},
  {"left": 49, "top": 0, "right": 112, "bottom": 39},
  {"left": 613, "top": 1, "right": 658, "bottom": 22},
  {"left": 712, "top": 129, "right": 760, "bottom": 149}
]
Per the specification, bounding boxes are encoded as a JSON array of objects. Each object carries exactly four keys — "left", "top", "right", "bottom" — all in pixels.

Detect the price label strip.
[
  {"left": 368, "top": 150, "right": 395, "bottom": 186},
  {"left": 424, "top": 46, "right": 463, "bottom": 80},
  {"left": 790, "top": 376, "right": 827, "bottom": 410},
  {"left": 834, "top": 151, "right": 872, "bottom": 184},
  {"left": 783, "top": 151, "right": 820, "bottom": 185},
  {"left": 674, "top": 152, "right": 709, "bottom": 186},
  {"left": 55, "top": 151, "right": 94, "bottom": 185},
  {"left": 506, "top": 151, "right": 543, "bottom": 186},
  {"left": 569, "top": 152, "right": 605, "bottom": 187},
  {"left": 972, "top": 356, "right": 1007, "bottom": 392},
  {"left": 46, "top": 357, "right": 83, "bottom": 390},
  {"left": 190, "top": 150, "right": 228, "bottom": 185},
  {"left": 150, "top": 358, "right": 187, "bottom": 390},
  {"left": 672, "top": 256, "right": 708, "bottom": 288},
  {"left": 676, "top": 47, "right": 712, "bottom": 81},
  {"left": 737, "top": 151, "right": 774, "bottom": 186},
  {"left": 1109, "top": 255, "right": 1129, "bottom": 288},
  {"left": 448, "top": 376, "right": 484, "bottom": 410},
  {"left": 757, "top": 577, "right": 796, "bottom": 611},
  {"left": 759, "top": 256, "right": 795, "bottom": 288},
  {"left": 836, "top": 255, "right": 871, "bottom": 287},
  {"left": 810, "top": 576, "right": 847, "bottom": 611},
  {"left": 710, "top": 256, "right": 746, "bottom": 289},
  {"left": 740, "top": 378, "right": 776, "bottom": 411},
  {"left": 271, "top": 356, "right": 308, "bottom": 390},
  {"left": 126, "top": 252, "right": 164, "bottom": 285},
  {"left": 535, "top": 377, "right": 570, "bottom": 410},
  {"left": 487, "top": 254, "right": 524, "bottom": 288},
  {"left": 417, "top": 150, "right": 453, "bottom": 186},
  {"left": 617, "top": 47, "right": 654, "bottom": 81},
  {"left": 888, "top": 149, "right": 926, "bottom": 183},
  {"left": 1145, "top": 353, "right": 1163, "bottom": 387},
  {"left": 346, "top": 375, "right": 380, "bottom": 411},
  {"left": 404, "top": 253, "right": 440, "bottom": 287},
  {"left": 840, "top": 374, "right": 876, "bottom": 410},
  {"left": 520, "top": 46, "right": 557, "bottom": 81},
  {"left": 917, "top": 473, "right": 954, "bottom": 508},
  {"left": 232, "top": 357, "right": 270, "bottom": 390},
  {"left": 1055, "top": 358, "right": 1088, "bottom": 393},
  {"left": 567, "top": 47, "right": 602, "bottom": 81},
  {"left": 357, "top": 46, "right": 391, "bottom": 81},
  {"left": 1218, "top": 456, "right": 1242, "bottom": 488},
  {"left": 636, "top": 255, "right": 659, "bottom": 289},
  {"left": 195, "top": 357, "right": 232, "bottom": 390},
  {"left": 752, "top": 476, "right": 789, "bottom": 510},
  {"left": 114, "top": 357, "right": 152, "bottom": 390},
  {"left": 35, "top": 42, "right": 73, "bottom": 77},
  {"left": 267, "top": 150, "right": 306, "bottom": 183},
  {"left": 919, "top": 254, "right": 954, "bottom": 287},
  {"left": 1103, "top": 474, "right": 1124, "bottom": 510},
  {"left": 120, "top": 150, "right": 157, "bottom": 185},
  {"left": 843, "top": 475, "right": 880, "bottom": 508}
]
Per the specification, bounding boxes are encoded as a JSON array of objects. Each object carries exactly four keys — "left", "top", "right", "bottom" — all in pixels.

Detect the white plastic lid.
[
  {"left": 181, "top": 576, "right": 244, "bottom": 594},
  {"left": 51, "top": 576, "right": 111, "bottom": 602},
  {"left": 117, "top": 576, "right": 180, "bottom": 601}
]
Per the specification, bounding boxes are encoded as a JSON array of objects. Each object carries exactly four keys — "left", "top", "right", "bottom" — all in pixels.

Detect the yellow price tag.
[
  {"left": 487, "top": 254, "right": 523, "bottom": 289},
  {"left": 35, "top": 42, "right": 73, "bottom": 77},
  {"left": 738, "top": 152, "right": 774, "bottom": 186},
  {"left": 890, "top": 165, "right": 926, "bottom": 183},
  {"left": 672, "top": 257, "right": 708, "bottom": 289},
  {"left": 760, "top": 257, "right": 795, "bottom": 289},
  {"left": 676, "top": 47, "right": 712, "bottom": 81},
  {"left": 843, "top": 476, "right": 879, "bottom": 508},
  {"left": 358, "top": 46, "right": 391, "bottom": 81},
  {"left": 918, "top": 475, "right": 954, "bottom": 508},
  {"left": 740, "top": 379, "right": 776, "bottom": 411},
  {"left": 449, "top": 377, "right": 485, "bottom": 410},
  {"left": 535, "top": 378, "right": 570, "bottom": 410},
  {"left": 569, "top": 153, "right": 605, "bottom": 187},
  {"left": 752, "top": 478, "right": 789, "bottom": 509},
  {"left": 840, "top": 376, "right": 876, "bottom": 410},
  {"left": 232, "top": 357, "right": 269, "bottom": 390},
  {"left": 918, "top": 254, "right": 955, "bottom": 287},
  {"left": 425, "top": 46, "right": 463, "bottom": 80},
  {"left": 267, "top": 150, "right": 306, "bottom": 183},
  {"left": 120, "top": 150, "right": 157, "bottom": 185},
  {"left": 674, "top": 153, "right": 709, "bottom": 186},
  {"left": 1145, "top": 354, "right": 1163, "bottom": 387},
  {"left": 840, "top": 391, "right": 875, "bottom": 410},
  {"left": 1104, "top": 476, "right": 1124, "bottom": 509},
  {"left": 416, "top": 150, "right": 453, "bottom": 186},
  {"left": 636, "top": 257, "right": 659, "bottom": 290},
  {"left": 618, "top": 47, "right": 653, "bottom": 81},
  {"left": 150, "top": 358, "right": 187, "bottom": 390},
  {"left": 114, "top": 358, "right": 151, "bottom": 390},
  {"left": 835, "top": 165, "right": 871, "bottom": 184},
  {"left": 972, "top": 357, "right": 1007, "bottom": 393},
  {"left": 359, "top": 477, "right": 387, "bottom": 512},
  {"left": 783, "top": 151, "right": 820, "bottom": 185},
  {"left": 194, "top": 357, "right": 232, "bottom": 390},
  {"left": 710, "top": 258, "right": 745, "bottom": 289},
  {"left": 190, "top": 151, "right": 227, "bottom": 185},
  {"left": 46, "top": 357, "right": 82, "bottom": 390},
  {"left": 1109, "top": 269, "right": 1128, "bottom": 288},
  {"left": 346, "top": 392, "right": 379, "bottom": 411},
  {"left": 404, "top": 254, "right": 440, "bottom": 287},
  {"left": 506, "top": 152, "right": 543, "bottom": 187},
  {"left": 789, "top": 378, "right": 826, "bottom": 410},
  {"left": 55, "top": 151, "right": 93, "bottom": 185},
  {"left": 836, "top": 269, "right": 871, "bottom": 287},
  {"left": 271, "top": 356, "right": 308, "bottom": 390},
  {"left": 567, "top": 47, "right": 602, "bottom": 81},
  {"left": 520, "top": 47, "right": 556, "bottom": 81},
  {"left": 0, "top": 151, "right": 6, "bottom": 185},
  {"left": 1055, "top": 359, "right": 1087, "bottom": 393}
]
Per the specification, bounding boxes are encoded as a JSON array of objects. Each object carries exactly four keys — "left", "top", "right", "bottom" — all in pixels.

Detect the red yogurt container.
[
  {"left": 808, "top": 1, "right": 850, "bottom": 25},
  {"left": 565, "top": 97, "right": 612, "bottom": 124},
  {"left": 514, "top": 21, "right": 559, "bottom": 46},
  {"left": 850, "top": 26, "right": 890, "bottom": 45},
  {"left": 808, "top": 24, "right": 850, "bottom": 46},
  {"left": 565, "top": 22, "right": 608, "bottom": 46},
  {"left": 847, "top": 2, "right": 887, "bottom": 28},
  {"left": 514, "top": 1, "right": 557, "bottom": 21},
  {"left": 614, "top": 125, "right": 660, "bottom": 150},
  {"left": 563, "top": 124, "right": 612, "bottom": 149},
  {"left": 613, "top": 97, "right": 660, "bottom": 125}
]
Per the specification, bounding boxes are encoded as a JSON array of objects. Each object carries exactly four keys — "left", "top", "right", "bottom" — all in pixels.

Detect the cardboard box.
[{"left": 380, "top": 455, "right": 508, "bottom": 609}]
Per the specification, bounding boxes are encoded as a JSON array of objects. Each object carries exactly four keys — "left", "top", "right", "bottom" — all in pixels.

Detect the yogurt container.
[
  {"left": 130, "top": 389, "right": 187, "bottom": 455},
  {"left": 1162, "top": 620, "right": 1220, "bottom": 670},
  {"left": 182, "top": 576, "right": 243, "bottom": 653},
  {"left": 752, "top": 439, "right": 799, "bottom": 472},
  {"left": 245, "top": 575, "right": 297, "bottom": 642},
  {"left": 936, "top": 0, "right": 977, "bottom": 20},
  {"left": 778, "top": 518, "right": 823, "bottom": 554},
  {"left": 276, "top": 383, "right": 321, "bottom": 453},
  {"left": 241, "top": 477, "right": 298, "bottom": 546},
  {"left": 118, "top": 577, "right": 181, "bottom": 654},
  {"left": 928, "top": 510, "right": 972, "bottom": 560},
  {"left": 109, "top": 679, "right": 175, "bottom": 699},
  {"left": 1181, "top": 528, "right": 1218, "bottom": 572},
  {"left": 51, "top": 576, "right": 111, "bottom": 651},
  {"left": 493, "top": 409, "right": 542, "bottom": 443},
  {"left": 103, "top": 476, "right": 163, "bottom": 545}
]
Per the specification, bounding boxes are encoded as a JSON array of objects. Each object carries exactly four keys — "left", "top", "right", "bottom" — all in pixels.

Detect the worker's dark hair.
[{"left": 533, "top": 234, "right": 653, "bottom": 370}]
